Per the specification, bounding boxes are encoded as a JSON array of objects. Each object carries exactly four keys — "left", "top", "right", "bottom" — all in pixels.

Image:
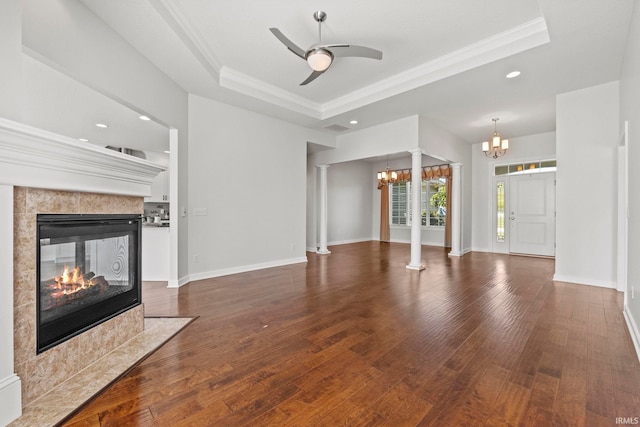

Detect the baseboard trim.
[
  {"left": 0, "top": 374, "right": 22, "bottom": 426},
  {"left": 187, "top": 257, "right": 308, "bottom": 283},
  {"left": 470, "top": 247, "right": 492, "bottom": 253},
  {"left": 624, "top": 305, "right": 640, "bottom": 364},
  {"left": 327, "top": 237, "right": 373, "bottom": 246},
  {"left": 552, "top": 274, "right": 616, "bottom": 289},
  {"left": 167, "top": 275, "right": 190, "bottom": 289}
]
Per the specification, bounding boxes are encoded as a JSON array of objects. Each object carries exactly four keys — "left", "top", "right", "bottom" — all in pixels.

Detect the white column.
[
  {"left": 316, "top": 165, "right": 331, "bottom": 254},
  {"left": 407, "top": 149, "right": 425, "bottom": 270},
  {"left": 449, "top": 163, "right": 463, "bottom": 257}
]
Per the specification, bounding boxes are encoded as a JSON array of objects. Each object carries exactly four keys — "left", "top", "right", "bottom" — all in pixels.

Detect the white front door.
[{"left": 509, "top": 172, "right": 555, "bottom": 257}]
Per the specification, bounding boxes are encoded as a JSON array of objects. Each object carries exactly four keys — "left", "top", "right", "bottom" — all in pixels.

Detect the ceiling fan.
[{"left": 269, "top": 11, "right": 383, "bottom": 85}]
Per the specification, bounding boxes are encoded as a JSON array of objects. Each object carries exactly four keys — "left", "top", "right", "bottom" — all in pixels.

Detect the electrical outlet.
[
  {"left": 194, "top": 208, "right": 208, "bottom": 216},
  {"left": 194, "top": 254, "right": 199, "bottom": 263}
]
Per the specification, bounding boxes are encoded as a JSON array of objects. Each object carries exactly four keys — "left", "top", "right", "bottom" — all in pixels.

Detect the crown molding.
[
  {"left": 0, "top": 118, "right": 165, "bottom": 196},
  {"left": 219, "top": 67, "right": 322, "bottom": 119},
  {"left": 320, "top": 18, "right": 549, "bottom": 119},
  {"left": 156, "top": 5, "right": 549, "bottom": 121},
  {"left": 150, "top": 0, "right": 222, "bottom": 80}
]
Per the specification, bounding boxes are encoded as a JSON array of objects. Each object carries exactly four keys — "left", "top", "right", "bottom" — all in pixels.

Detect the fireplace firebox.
[{"left": 36, "top": 214, "right": 142, "bottom": 354}]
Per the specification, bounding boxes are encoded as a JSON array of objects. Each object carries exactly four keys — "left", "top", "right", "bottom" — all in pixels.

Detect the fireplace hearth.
[{"left": 36, "top": 214, "right": 142, "bottom": 353}]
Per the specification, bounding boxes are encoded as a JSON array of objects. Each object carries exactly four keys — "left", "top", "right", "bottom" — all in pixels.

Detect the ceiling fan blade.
[
  {"left": 328, "top": 45, "right": 383, "bottom": 60},
  {"left": 300, "top": 70, "right": 325, "bottom": 86},
  {"left": 269, "top": 28, "right": 306, "bottom": 59}
]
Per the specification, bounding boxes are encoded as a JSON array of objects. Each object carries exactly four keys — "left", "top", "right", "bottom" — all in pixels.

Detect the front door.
[{"left": 509, "top": 172, "right": 555, "bottom": 257}]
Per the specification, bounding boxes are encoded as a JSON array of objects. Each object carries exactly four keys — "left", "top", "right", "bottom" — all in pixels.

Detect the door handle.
[{"left": 510, "top": 217, "right": 515, "bottom": 220}]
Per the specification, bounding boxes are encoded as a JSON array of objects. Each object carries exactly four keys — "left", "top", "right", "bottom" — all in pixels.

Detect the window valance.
[{"left": 377, "top": 164, "right": 450, "bottom": 186}]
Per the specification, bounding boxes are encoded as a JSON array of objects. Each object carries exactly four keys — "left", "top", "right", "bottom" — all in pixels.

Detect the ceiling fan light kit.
[
  {"left": 270, "top": 11, "right": 383, "bottom": 85},
  {"left": 306, "top": 48, "right": 333, "bottom": 71}
]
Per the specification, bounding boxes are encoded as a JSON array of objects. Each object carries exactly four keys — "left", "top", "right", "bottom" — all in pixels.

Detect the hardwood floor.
[{"left": 63, "top": 242, "right": 640, "bottom": 426}]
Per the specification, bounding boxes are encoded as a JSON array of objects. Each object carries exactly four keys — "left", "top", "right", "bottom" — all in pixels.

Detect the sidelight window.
[{"left": 496, "top": 182, "right": 505, "bottom": 242}]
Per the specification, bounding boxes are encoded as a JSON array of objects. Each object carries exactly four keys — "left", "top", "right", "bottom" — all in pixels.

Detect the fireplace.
[{"left": 36, "top": 214, "right": 142, "bottom": 354}]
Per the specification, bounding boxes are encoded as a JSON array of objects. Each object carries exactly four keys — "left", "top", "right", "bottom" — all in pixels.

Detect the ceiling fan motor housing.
[{"left": 313, "top": 11, "right": 327, "bottom": 23}]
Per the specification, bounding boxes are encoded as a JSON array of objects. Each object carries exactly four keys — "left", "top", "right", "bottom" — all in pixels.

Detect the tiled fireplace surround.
[
  {"left": 13, "top": 187, "right": 144, "bottom": 405},
  {"left": 0, "top": 117, "right": 165, "bottom": 424}
]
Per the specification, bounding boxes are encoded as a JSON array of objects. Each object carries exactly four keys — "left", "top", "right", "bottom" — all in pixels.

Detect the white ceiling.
[{"left": 23, "top": 0, "right": 635, "bottom": 152}]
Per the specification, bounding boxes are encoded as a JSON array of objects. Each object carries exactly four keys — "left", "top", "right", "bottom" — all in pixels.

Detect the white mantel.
[
  {"left": 0, "top": 117, "right": 165, "bottom": 425},
  {"left": 0, "top": 117, "right": 165, "bottom": 195}
]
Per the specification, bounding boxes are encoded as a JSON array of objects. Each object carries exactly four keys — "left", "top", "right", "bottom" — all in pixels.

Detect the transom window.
[
  {"left": 390, "top": 179, "right": 447, "bottom": 227},
  {"left": 495, "top": 160, "right": 557, "bottom": 176}
]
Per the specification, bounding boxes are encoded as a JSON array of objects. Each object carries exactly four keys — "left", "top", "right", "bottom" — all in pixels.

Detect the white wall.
[
  {"left": 620, "top": 1, "right": 640, "bottom": 359},
  {"left": 307, "top": 116, "right": 420, "bottom": 249},
  {"left": 306, "top": 160, "right": 317, "bottom": 251},
  {"left": 0, "top": 0, "right": 21, "bottom": 122},
  {"left": 21, "top": 0, "right": 187, "bottom": 128},
  {"left": 325, "top": 161, "right": 374, "bottom": 245},
  {"left": 307, "top": 116, "right": 460, "bottom": 250},
  {"left": 555, "top": 81, "right": 619, "bottom": 288},
  {"left": 471, "top": 132, "right": 556, "bottom": 252},
  {"left": 419, "top": 117, "right": 473, "bottom": 252},
  {"left": 311, "top": 116, "right": 420, "bottom": 166},
  {"left": 188, "top": 95, "right": 308, "bottom": 278},
  {"left": 21, "top": 0, "right": 190, "bottom": 285},
  {"left": 308, "top": 116, "right": 468, "bottom": 250}
]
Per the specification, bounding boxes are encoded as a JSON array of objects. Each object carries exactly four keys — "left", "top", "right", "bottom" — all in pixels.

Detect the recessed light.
[
  {"left": 78, "top": 138, "right": 89, "bottom": 142},
  {"left": 139, "top": 115, "right": 151, "bottom": 121},
  {"left": 349, "top": 120, "right": 358, "bottom": 125},
  {"left": 506, "top": 71, "right": 521, "bottom": 79},
  {"left": 95, "top": 123, "right": 108, "bottom": 128}
]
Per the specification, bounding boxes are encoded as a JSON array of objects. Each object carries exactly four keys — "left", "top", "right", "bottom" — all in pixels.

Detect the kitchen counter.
[
  {"left": 143, "top": 217, "right": 170, "bottom": 227},
  {"left": 143, "top": 222, "right": 170, "bottom": 227}
]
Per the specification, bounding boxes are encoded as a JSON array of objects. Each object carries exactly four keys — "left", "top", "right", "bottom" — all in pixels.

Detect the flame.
[{"left": 52, "top": 265, "right": 94, "bottom": 296}]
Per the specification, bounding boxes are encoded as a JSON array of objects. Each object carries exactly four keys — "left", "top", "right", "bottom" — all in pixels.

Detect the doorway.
[
  {"left": 508, "top": 172, "right": 556, "bottom": 257},
  {"left": 492, "top": 164, "right": 556, "bottom": 257}
]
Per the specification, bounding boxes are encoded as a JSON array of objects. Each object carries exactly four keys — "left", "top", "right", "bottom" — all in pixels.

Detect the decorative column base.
[
  {"left": 316, "top": 248, "right": 331, "bottom": 255},
  {"left": 448, "top": 250, "right": 463, "bottom": 258},
  {"left": 406, "top": 263, "right": 425, "bottom": 271}
]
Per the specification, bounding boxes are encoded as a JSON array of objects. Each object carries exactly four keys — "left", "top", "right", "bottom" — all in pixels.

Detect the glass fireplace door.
[{"left": 37, "top": 214, "right": 141, "bottom": 353}]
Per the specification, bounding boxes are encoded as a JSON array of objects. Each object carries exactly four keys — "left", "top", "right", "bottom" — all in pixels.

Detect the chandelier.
[
  {"left": 377, "top": 156, "right": 398, "bottom": 184},
  {"left": 482, "top": 118, "right": 509, "bottom": 159}
]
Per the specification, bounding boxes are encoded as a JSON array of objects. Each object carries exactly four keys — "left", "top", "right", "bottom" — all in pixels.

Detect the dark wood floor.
[{"left": 64, "top": 242, "right": 640, "bottom": 426}]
